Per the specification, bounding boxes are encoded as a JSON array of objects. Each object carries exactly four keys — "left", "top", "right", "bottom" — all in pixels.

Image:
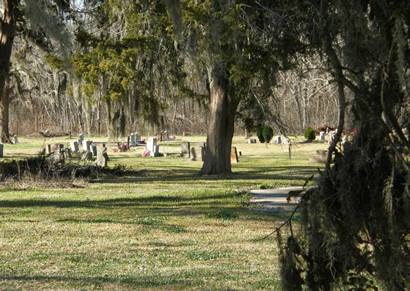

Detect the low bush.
[{"left": 304, "top": 127, "right": 316, "bottom": 141}]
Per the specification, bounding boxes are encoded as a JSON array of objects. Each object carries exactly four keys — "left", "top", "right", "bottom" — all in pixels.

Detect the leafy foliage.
[
  {"left": 256, "top": 125, "right": 265, "bottom": 143},
  {"left": 277, "top": 1, "right": 410, "bottom": 290},
  {"left": 263, "top": 126, "right": 274, "bottom": 143},
  {"left": 304, "top": 127, "right": 315, "bottom": 141},
  {"left": 256, "top": 125, "right": 273, "bottom": 143}
]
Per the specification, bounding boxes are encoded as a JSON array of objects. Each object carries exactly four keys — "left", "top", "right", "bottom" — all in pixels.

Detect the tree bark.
[
  {"left": 0, "top": 0, "right": 17, "bottom": 143},
  {"left": 0, "top": 76, "right": 11, "bottom": 142},
  {"left": 200, "top": 63, "right": 236, "bottom": 175}
]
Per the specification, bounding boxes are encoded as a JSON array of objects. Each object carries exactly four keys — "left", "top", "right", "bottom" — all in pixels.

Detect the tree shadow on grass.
[
  {"left": 0, "top": 191, "right": 245, "bottom": 209},
  {"left": 0, "top": 274, "right": 189, "bottom": 288},
  {"left": 94, "top": 166, "right": 318, "bottom": 184}
]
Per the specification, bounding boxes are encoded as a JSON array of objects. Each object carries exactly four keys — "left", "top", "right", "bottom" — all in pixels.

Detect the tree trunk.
[
  {"left": 0, "top": 77, "right": 11, "bottom": 142},
  {"left": 0, "top": 0, "right": 17, "bottom": 143},
  {"left": 200, "top": 63, "right": 236, "bottom": 175}
]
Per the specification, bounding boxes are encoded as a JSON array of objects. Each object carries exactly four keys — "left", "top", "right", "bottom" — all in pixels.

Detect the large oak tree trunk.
[
  {"left": 201, "top": 63, "right": 236, "bottom": 175},
  {"left": 0, "top": 77, "right": 11, "bottom": 143},
  {"left": 0, "top": 0, "right": 17, "bottom": 143}
]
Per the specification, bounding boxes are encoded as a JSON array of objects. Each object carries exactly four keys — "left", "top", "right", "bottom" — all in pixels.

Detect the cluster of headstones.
[
  {"left": 43, "top": 134, "right": 108, "bottom": 167},
  {"left": 180, "top": 142, "right": 205, "bottom": 161},
  {"left": 247, "top": 136, "right": 291, "bottom": 144},
  {"left": 180, "top": 142, "right": 239, "bottom": 163}
]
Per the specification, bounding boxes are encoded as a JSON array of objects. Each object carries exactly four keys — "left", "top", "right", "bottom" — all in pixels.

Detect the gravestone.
[
  {"left": 190, "top": 147, "right": 197, "bottom": 161},
  {"left": 46, "top": 144, "right": 52, "bottom": 155},
  {"left": 247, "top": 138, "right": 257, "bottom": 144},
  {"left": 130, "top": 133, "right": 137, "bottom": 146},
  {"left": 78, "top": 133, "right": 84, "bottom": 144},
  {"left": 273, "top": 136, "right": 282, "bottom": 144},
  {"left": 154, "top": 145, "right": 160, "bottom": 156},
  {"left": 12, "top": 135, "right": 18, "bottom": 144},
  {"left": 231, "top": 146, "right": 239, "bottom": 164},
  {"left": 146, "top": 137, "right": 159, "bottom": 157},
  {"left": 91, "top": 144, "right": 98, "bottom": 156},
  {"left": 82, "top": 140, "right": 92, "bottom": 152},
  {"left": 0, "top": 144, "right": 3, "bottom": 158},
  {"left": 135, "top": 133, "right": 141, "bottom": 143},
  {"left": 328, "top": 130, "right": 337, "bottom": 145},
  {"left": 62, "top": 148, "right": 72, "bottom": 160},
  {"left": 319, "top": 131, "right": 326, "bottom": 142},
  {"left": 96, "top": 146, "right": 109, "bottom": 167},
  {"left": 181, "top": 142, "right": 191, "bottom": 158},
  {"left": 70, "top": 141, "right": 79, "bottom": 153}
]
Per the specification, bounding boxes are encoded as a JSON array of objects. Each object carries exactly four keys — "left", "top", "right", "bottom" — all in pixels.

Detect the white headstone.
[
  {"left": 82, "top": 140, "right": 92, "bottom": 152},
  {"left": 12, "top": 135, "right": 18, "bottom": 144},
  {"left": 328, "top": 131, "right": 336, "bottom": 145},
  {"left": 70, "top": 141, "right": 79, "bottom": 153},
  {"left": 146, "top": 137, "right": 158, "bottom": 157},
  {"left": 273, "top": 136, "right": 282, "bottom": 144},
  {"left": 46, "top": 144, "right": 52, "bottom": 155},
  {"left": 96, "top": 147, "right": 108, "bottom": 167},
  {"left": 319, "top": 131, "right": 326, "bottom": 142}
]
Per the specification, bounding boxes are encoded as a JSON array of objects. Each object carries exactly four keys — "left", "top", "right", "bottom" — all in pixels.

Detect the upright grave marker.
[
  {"left": 181, "top": 142, "right": 191, "bottom": 158},
  {"left": 82, "top": 140, "right": 92, "bottom": 152},
  {"left": 231, "top": 147, "right": 239, "bottom": 164},
  {"left": 78, "top": 133, "right": 84, "bottom": 144},
  {"left": 146, "top": 137, "right": 159, "bottom": 157},
  {"left": 70, "top": 141, "right": 79, "bottom": 153},
  {"left": 91, "top": 144, "right": 98, "bottom": 156},
  {"left": 319, "top": 131, "right": 326, "bottom": 142}
]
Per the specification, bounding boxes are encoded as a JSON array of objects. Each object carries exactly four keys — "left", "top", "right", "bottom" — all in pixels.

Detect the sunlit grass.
[{"left": 0, "top": 135, "right": 326, "bottom": 289}]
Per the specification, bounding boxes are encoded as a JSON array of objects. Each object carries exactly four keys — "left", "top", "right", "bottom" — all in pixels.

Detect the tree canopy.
[{"left": 0, "top": 1, "right": 409, "bottom": 289}]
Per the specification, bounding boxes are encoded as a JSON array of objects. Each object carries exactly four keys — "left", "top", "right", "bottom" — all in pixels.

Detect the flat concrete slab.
[{"left": 249, "top": 186, "right": 309, "bottom": 211}]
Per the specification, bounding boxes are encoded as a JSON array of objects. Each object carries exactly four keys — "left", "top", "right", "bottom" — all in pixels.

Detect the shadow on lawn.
[
  {"left": 0, "top": 274, "right": 188, "bottom": 288},
  {"left": 93, "top": 165, "right": 318, "bottom": 184},
  {"left": 0, "top": 192, "right": 245, "bottom": 209}
]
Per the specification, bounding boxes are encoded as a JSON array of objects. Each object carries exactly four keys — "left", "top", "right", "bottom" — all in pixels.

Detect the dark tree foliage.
[
  {"left": 277, "top": 0, "right": 410, "bottom": 290},
  {"left": 304, "top": 127, "right": 315, "bottom": 141}
]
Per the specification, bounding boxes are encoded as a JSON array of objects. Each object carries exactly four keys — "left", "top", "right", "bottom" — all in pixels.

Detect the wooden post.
[{"left": 288, "top": 142, "right": 292, "bottom": 160}]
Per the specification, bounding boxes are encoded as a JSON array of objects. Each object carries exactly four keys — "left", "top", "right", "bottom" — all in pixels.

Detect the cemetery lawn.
[{"left": 0, "top": 136, "right": 325, "bottom": 290}]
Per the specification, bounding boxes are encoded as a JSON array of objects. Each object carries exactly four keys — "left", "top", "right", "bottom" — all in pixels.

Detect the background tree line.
[{"left": 1, "top": 1, "right": 409, "bottom": 289}]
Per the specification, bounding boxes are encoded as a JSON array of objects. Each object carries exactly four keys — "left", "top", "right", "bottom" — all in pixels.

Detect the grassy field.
[{"left": 0, "top": 135, "right": 326, "bottom": 290}]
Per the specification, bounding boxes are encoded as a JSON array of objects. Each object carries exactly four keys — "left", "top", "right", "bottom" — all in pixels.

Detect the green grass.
[{"left": 0, "top": 135, "right": 326, "bottom": 289}]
